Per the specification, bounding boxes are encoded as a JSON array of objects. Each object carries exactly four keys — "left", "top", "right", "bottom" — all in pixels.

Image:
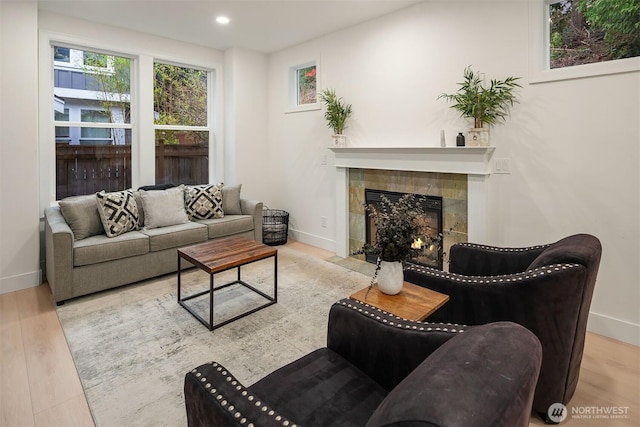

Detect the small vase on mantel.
[
  {"left": 467, "top": 128, "right": 490, "bottom": 146},
  {"left": 377, "top": 261, "right": 404, "bottom": 295}
]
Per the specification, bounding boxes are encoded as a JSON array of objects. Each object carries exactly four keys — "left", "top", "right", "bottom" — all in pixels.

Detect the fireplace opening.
[{"left": 364, "top": 189, "right": 443, "bottom": 270}]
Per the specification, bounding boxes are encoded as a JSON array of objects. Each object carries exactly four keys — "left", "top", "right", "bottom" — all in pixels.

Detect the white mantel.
[{"left": 329, "top": 146, "right": 496, "bottom": 258}]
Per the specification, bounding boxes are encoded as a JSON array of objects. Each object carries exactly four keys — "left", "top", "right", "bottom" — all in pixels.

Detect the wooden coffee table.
[
  {"left": 177, "top": 236, "right": 277, "bottom": 331},
  {"left": 350, "top": 281, "right": 448, "bottom": 321}
]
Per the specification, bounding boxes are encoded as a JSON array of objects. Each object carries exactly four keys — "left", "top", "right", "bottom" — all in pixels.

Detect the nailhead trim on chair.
[
  {"left": 190, "top": 362, "right": 297, "bottom": 427},
  {"left": 405, "top": 263, "right": 581, "bottom": 284},
  {"left": 454, "top": 242, "right": 551, "bottom": 252},
  {"left": 339, "top": 299, "right": 467, "bottom": 333}
]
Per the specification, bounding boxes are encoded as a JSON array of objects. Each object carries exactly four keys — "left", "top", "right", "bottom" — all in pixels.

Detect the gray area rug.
[{"left": 57, "top": 246, "right": 370, "bottom": 427}]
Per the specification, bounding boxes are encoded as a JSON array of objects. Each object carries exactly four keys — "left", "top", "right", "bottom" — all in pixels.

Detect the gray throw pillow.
[
  {"left": 222, "top": 184, "right": 242, "bottom": 215},
  {"left": 139, "top": 185, "right": 189, "bottom": 229},
  {"left": 58, "top": 194, "right": 105, "bottom": 240},
  {"left": 96, "top": 190, "right": 140, "bottom": 237}
]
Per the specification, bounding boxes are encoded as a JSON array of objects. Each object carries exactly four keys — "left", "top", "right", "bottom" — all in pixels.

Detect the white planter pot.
[
  {"left": 467, "top": 128, "right": 490, "bottom": 146},
  {"left": 331, "top": 134, "right": 346, "bottom": 147},
  {"left": 377, "top": 261, "right": 404, "bottom": 295}
]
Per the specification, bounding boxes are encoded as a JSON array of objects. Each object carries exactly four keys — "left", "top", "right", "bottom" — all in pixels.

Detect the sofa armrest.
[
  {"left": 366, "top": 322, "right": 542, "bottom": 427},
  {"left": 44, "top": 206, "right": 74, "bottom": 304},
  {"left": 240, "top": 199, "right": 263, "bottom": 243},
  {"left": 449, "top": 242, "right": 548, "bottom": 276},
  {"left": 327, "top": 298, "right": 466, "bottom": 391},
  {"left": 184, "top": 361, "right": 296, "bottom": 427}
]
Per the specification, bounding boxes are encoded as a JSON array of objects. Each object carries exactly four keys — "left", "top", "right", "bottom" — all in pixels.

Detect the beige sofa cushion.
[
  {"left": 74, "top": 231, "right": 149, "bottom": 266},
  {"left": 222, "top": 184, "right": 242, "bottom": 215},
  {"left": 140, "top": 222, "right": 208, "bottom": 252},
  {"left": 58, "top": 194, "right": 104, "bottom": 240},
  {"left": 139, "top": 186, "right": 189, "bottom": 229},
  {"left": 198, "top": 215, "right": 254, "bottom": 239}
]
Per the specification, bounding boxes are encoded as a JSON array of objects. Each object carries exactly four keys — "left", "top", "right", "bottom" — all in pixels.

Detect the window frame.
[
  {"left": 285, "top": 58, "right": 321, "bottom": 113},
  {"left": 529, "top": 0, "right": 640, "bottom": 84},
  {"left": 39, "top": 31, "right": 221, "bottom": 209}
]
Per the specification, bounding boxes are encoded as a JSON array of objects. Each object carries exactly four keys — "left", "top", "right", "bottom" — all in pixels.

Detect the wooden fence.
[{"left": 56, "top": 143, "right": 208, "bottom": 199}]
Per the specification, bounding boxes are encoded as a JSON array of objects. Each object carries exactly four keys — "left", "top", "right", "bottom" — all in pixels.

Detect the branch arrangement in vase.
[{"left": 353, "top": 193, "right": 441, "bottom": 297}]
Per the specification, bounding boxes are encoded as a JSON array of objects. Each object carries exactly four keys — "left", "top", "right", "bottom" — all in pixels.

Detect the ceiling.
[{"left": 37, "top": 0, "right": 423, "bottom": 54}]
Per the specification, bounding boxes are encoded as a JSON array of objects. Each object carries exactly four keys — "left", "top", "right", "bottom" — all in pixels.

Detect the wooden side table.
[{"left": 349, "top": 281, "right": 448, "bottom": 321}]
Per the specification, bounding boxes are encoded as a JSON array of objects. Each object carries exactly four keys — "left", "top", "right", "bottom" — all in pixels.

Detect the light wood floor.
[{"left": 1, "top": 240, "right": 638, "bottom": 426}]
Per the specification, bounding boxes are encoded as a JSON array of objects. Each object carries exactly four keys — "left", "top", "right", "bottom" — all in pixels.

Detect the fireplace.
[{"left": 364, "top": 189, "right": 443, "bottom": 270}]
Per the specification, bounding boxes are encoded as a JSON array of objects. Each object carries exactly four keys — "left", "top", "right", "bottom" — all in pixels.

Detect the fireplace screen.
[{"left": 364, "top": 189, "right": 443, "bottom": 270}]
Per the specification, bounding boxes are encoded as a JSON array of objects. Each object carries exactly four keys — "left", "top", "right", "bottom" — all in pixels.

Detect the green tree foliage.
[
  {"left": 550, "top": 0, "right": 639, "bottom": 68},
  {"left": 318, "top": 89, "right": 352, "bottom": 135},
  {"left": 153, "top": 64, "right": 207, "bottom": 128},
  {"left": 578, "top": 0, "right": 640, "bottom": 58}
]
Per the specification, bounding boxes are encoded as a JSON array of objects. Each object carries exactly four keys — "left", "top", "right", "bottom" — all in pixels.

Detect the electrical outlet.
[
  {"left": 494, "top": 157, "right": 511, "bottom": 174},
  {"left": 321, "top": 154, "right": 327, "bottom": 165},
  {"left": 321, "top": 216, "right": 327, "bottom": 228}
]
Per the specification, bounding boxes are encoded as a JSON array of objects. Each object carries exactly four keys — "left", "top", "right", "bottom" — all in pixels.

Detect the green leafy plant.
[
  {"left": 438, "top": 66, "right": 521, "bottom": 129},
  {"left": 319, "top": 88, "right": 352, "bottom": 135}
]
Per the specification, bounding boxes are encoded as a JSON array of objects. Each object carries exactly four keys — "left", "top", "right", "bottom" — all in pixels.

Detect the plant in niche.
[
  {"left": 353, "top": 193, "right": 441, "bottom": 296},
  {"left": 319, "top": 88, "right": 352, "bottom": 135},
  {"left": 438, "top": 66, "right": 521, "bottom": 129}
]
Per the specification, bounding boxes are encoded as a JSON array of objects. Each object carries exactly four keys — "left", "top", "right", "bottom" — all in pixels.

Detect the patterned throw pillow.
[
  {"left": 96, "top": 190, "right": 140, "bottom": 237},
  {"left": 184, "top": 183, "right": 224, "bottom": 220}
]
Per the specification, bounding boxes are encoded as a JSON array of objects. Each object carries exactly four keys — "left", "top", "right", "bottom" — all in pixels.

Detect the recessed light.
[{"left": 216, "top": 16, "right": 230, "bottom": 24}]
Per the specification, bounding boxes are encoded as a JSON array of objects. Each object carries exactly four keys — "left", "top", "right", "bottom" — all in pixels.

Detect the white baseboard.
[
  {"left": 288, "top": 228, "right": 336, "bottom": 254},
  {"left": 587, "top": 311, "right": 640, "bottom": 346},
  {"left": 0, "top": 269, "right": 42, "bottom": 295}
]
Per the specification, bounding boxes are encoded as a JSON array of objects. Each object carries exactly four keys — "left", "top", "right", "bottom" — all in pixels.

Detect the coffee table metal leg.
[
  {"left": 209, "top": 273, "right": 214, "bottom": 331},
  {"left": 177, "top": 254, "right": 182, "bottom": 302}
]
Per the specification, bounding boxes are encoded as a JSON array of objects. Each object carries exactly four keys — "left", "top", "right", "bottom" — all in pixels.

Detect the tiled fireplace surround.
[{"left": 330, "top": 146, "right": 495, "bottom": 270}]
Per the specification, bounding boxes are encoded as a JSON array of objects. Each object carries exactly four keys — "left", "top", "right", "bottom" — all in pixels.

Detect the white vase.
[
  {"left": 331, "top": 134, "right": 346, "bottom": 147},
  {"left": 467, "top": 128, "right": 490, "bottom": 146},
  {"left": 377, "top": 261, "right": 404, "bottom": 295}
]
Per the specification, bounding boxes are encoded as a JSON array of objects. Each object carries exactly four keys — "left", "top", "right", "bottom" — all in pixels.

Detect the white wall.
[
  {"left": 223, "top": 48, "right": 270, "bottom": 202},
  {"left": 266, "top": 1, "right": 640, "bottom": 344},
  {"left": 0, "top": 2, "right": 41, "bottom": 293}
]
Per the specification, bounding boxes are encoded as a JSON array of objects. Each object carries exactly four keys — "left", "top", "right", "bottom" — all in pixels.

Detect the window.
[
  {"left": 549, "top": 0, "right": 640, "bottom": 69},
  {"left": 529, "top": 0, "right": 640, "bottom": 83},
  {"left": 297, "top": 65, "right": 317, "bottom": 104},
  {"left": 286, "top": 59, "right": 320, "bottom": 113},
  {"left": 153, "top": 62, "right": 209, "bottom": 185},
  {"left": 53, "top": 46, "right": 132, "bottom": 199}
]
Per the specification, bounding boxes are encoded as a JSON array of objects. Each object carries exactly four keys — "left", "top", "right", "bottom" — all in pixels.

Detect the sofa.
[
  {"left": 184, "top": 298, "right": 543, "bottom": 427},
  {"left": 45, "top": 184, "right": 263, "bottom": 305}
]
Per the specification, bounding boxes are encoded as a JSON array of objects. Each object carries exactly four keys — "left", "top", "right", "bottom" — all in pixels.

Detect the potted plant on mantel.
[
  {"left": 319, "top": 88, "right": 352, "bottom": 147},
  {"left": 354, "top": 193, "right": 439, "bottom": 297},
  {"left": 438, "top": 66, "right": 521, "bottom": 146}
]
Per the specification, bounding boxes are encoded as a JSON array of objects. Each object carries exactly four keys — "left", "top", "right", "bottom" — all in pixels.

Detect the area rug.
[{"left": 56, "top": 246, "right": 370, "bottom": 427}]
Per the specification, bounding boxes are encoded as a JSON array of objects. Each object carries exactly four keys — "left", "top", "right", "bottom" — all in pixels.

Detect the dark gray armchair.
[
  {"left": 185, "top": 298, "right": 542, "bottom": 427},
  {"left": 404, "top": 233, "right": 602, "bottom": 421}
]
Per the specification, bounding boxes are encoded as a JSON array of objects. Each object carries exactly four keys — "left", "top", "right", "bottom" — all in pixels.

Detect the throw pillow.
[
  {"left": 139, "top": 185, "right": 189, "bottom": 229},
  {"left": 96, "top": 190, "right": 140, "bottom": 237},
  {"left": 58, "top": 194, "right": 105, "bottom": 240},
  {"left": 184, "top": 183, "right": 224, "bottom": 220},
  {"left": 222, "top": 184, "right": 242, "bottom": 215}
]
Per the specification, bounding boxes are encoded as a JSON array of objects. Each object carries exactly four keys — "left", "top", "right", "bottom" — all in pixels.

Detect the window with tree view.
[
  {"left": 154, "top": 63, "right": 209, "bottom": 186},
  {"left": 297, "top": 64, "right": 316, "bottom": 105},
  {"left": 549, "top": 0, "right": 640, "bottom": 69},
  {"left": 53, "top": 46, "right": 132, "bottom": 199}
]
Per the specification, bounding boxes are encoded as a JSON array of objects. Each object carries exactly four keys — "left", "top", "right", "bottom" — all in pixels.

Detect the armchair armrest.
[
  {"left": 44, "top": 206, "right": 74, "bottom": 304},
  {"left": 449, "top": 242, "right": 548, "bottom": 276},
  {"left": 327, "top": 298, "right": 466, "bottom": 391},
  {"left": 240, "top": 199, "right": 263, "bottom": 243},
  {"left": 184, "top": 361, "right": 296, "bottom": 427}
]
